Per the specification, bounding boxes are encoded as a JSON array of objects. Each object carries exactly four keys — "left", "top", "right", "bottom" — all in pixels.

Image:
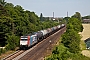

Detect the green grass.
[{"left": 80, "top": 40, "right": 86, "bottom": 50}]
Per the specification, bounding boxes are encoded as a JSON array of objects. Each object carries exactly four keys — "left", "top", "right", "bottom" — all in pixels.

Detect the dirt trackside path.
[
  {"left": 80, "top": 24, "right": 90, "bottom": 40},
  {"left": 82, "top": 50, "right": 90, "bottom": 57},
  {"left": 79, "top": 24, "right": 90, "bottom": 58}
]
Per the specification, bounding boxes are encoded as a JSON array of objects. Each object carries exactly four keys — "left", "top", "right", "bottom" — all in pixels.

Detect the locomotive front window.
[{"left": 21, "top": 38, "right": 28, "bottom": 41}]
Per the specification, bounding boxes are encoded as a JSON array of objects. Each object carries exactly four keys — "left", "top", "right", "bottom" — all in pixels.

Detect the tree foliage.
[
  {"left": 5, "top": 33, "right": 19, "bottom": 50},
  {"left": 72, "top": 12, "right": 82, "bottom": 21},
  {"left": 46, "top": 44, "right": 73, "bottom": 60},
  {"left": 62, "top": 29, "right": 81, "bottom": 53},
  {"left": 82, "top": 15, "right": 90, "bottom": 19},
  {"left": 0, "top": 0, "right": 6, "bottom": 6},
  {"left": 45, "top": 44, "right": 90, "bottom": 60},
  {"left": 45, "top": 12, "right": 89, "bottom": 60},
  {"left": 62, "top": 17, "right": 83, "bottom": 53},
  {"left": 0, "top": 0, "right": 60, "bottom": 52},
  {"left": 40, "top": 13, "right": 43, "bottom": 21},
  {"left": 67, "top": 17, "right": 83, "bottom": 32}
]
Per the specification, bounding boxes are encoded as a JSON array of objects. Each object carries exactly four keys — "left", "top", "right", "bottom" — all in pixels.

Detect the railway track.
[
  {"left": 2, "top": 50, "right": 25, "bottom": 60},
  {"left": 2, "top": 26, "right": 66, "bottom": 60},
  {"left": 19, "top": 27, "right": 66, "bottom": 60}
]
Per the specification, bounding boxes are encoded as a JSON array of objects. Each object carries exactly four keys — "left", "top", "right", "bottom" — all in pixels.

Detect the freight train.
[{"left": 20, "top": 24, "right": 65, "bottom": 49}]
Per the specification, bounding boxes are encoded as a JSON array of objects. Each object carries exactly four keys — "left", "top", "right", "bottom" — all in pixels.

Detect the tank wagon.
[{"left": 20, "top": 24, "right": 65, "bottom": 49}]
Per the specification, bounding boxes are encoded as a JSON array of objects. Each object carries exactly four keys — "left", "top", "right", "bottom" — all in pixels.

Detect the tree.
[
  {"left": 5, "top": 3, "right": 14, "bottom": 8},
  {"left": 0, "top": 0, "right": 61, "bottom": 52},
  {"left": 0, "top": 0, "right": 6, "bottom": 6},
  {"left": 62, "top": 29, "right": 81, "bottom": 53},
  {"left": 46, "top": 44, "right": 72, "bottom": 60},
  {"left": 14, "top": 5, "right": 24, "bottom": 12},
  {"left": 82, "top": 15, "right": 90, "bottom": 19},
  {"left": 67, "top": 17, "right": 83, "bottom": 32},
  {"left": 0, "top": 16, "right": 14, "bottom": 46},
  {"left": 72, "top": 12, "right": 82, "bottom": 21},
  {"left": 40, "top": 13, "right": 43, "bottom": 21},
  {"left": 0, "top": 4, "right": 7, "bottom": 16},
  {"left": 63, "top": 17, "right": 70, "bottom": 23},
  {"left": 5, "top": 33, "right": 19, "bottom": 50},
  {"left": 61, "top": 17, "right": 83, "bottom": 53}
]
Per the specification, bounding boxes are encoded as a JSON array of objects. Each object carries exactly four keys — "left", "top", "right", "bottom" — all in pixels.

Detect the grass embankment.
[
  {"left": 0, "top": 50, "right": 15, "bottom": 59},
  {"left": 0, "top": 47, "right": 19, "bottom": 59},
  {"left": 80, "top": 40, "right": 86, "bottom": 50}
]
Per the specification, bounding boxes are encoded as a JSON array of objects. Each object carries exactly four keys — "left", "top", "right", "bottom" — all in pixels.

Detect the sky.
[{"left": 5, "top": 0, "right": 90, "bottom": 17}]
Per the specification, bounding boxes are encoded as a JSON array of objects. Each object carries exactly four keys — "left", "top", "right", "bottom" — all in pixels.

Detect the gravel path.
[
  {"left": 81, "top": 50, "right": 90, "bottom": 57},
  {"left": 79, "top": 24, "right": 90, "bottom": 40},
  {"left": 80, "top": 24, "right": 90, "bottom": 58}
]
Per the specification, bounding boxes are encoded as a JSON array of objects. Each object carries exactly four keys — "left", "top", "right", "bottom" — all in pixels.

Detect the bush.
[
  {"left": 72, "top": 53, "right": 90, "bottom": 60},
  {"left": 62, "top": 29, "right": 81, "bottom": 53},
  {"left": 45, "top": 44, "right": 90, "bottom": 60},
  {"left": 45, "top": 44, "right": 73, "bottom": 60},
  {"left": 0, "top": 48, "right": 6, "bottom": 55},
  {"left": 6, "top": 33, "right": 19, "bottom": 50}
]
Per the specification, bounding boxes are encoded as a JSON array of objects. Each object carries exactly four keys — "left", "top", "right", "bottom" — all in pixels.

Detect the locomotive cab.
[{"left": 20, "top": 36, "right": 30, "bottom": 49}]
